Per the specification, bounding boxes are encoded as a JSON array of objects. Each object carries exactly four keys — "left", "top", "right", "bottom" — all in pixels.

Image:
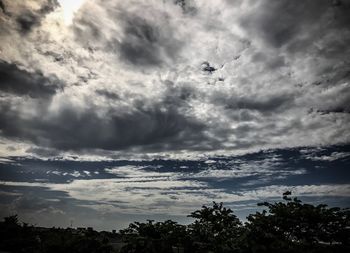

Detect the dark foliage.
[
  {"left": 1, "top": 193, "right": 349, "bottom": 253},
  {"left": 243, "top": 192, "right": 350, "bottom": 253},
  {"left": 187, "top": 201, "right": 243, "bottom": 252},
  {"left": 0, "top": 216, "right": 113, "bottom": 253}
]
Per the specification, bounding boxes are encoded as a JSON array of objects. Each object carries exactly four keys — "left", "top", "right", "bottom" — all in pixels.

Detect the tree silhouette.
[
  {"left": 244, "top": 191, "right": 350, "bottom": 253},
  {"left": 188, "top": 201, "right": 243, "bottom": 252}
]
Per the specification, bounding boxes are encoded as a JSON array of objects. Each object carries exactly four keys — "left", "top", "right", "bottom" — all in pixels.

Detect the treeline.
[
  {"left": 1, "top": 192, "right": 349, "bottom": 253},
  {"left": 119, "top": 192, "right": 349, "bottom": 253}
]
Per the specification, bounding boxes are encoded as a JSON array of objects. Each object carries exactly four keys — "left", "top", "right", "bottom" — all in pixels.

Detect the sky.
[{"left": 0, "top": 0, "right": 349, "bottom": 231}]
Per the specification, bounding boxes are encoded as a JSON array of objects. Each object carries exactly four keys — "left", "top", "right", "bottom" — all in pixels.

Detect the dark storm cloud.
[
  {"left": 16, "top": 0, "right": 59, "bottom": 34},
  {"left": 41, "top": 0, "right": 60, "bottom": 14},
  {"left": 0, "top": 0, "right": 8, "bottom": 15},
  {"left": 240, "top": 0, "right": 324, "bottom": 48},
  {"left": 173, "top": 0, "right": 197, "bottom": 14},
  {"left": 312, "top": 83, "right": 350, "bottom": 115},
  {"left": 95, "top": 89, "right": 120, "bottom": 100},
  {"left": 0, "top": 97, "right": 206, "bottom": 152},
  {"left": 16, "top": 11, "right": 40, "bottom": 34},
  {"left": 0, "top": 0, "right": 4, "bottom": 11},
  {"left": 0, "top": 60, "right": 61, "bottom": 98},
  {"left": 241, "top": 0, "right": 350, "bottom": 52},
  {"left": 317, "top": 108, "right": 350, "bottom": 115},
  {"left": 73, "top": 6, "right": 183, "bottom": 68},
  {"left": 232, "top": 95, "right": 294, "bottom": 113},
  {"left": 117, "top": 15, "right": 182, "bottom": 67},
  {"left": 25, "top": 147, "right": 62, "bottom": 158},
  {"left": 212, "top": 92, "right": 295, "bottom": 115}
]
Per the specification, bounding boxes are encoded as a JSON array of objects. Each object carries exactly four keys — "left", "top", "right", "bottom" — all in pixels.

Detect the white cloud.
[{"left": 105, "top": 166, "right": 177, "bottom": 179}]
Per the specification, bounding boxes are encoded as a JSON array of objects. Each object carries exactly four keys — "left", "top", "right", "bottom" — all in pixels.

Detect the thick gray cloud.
[
  {"left": 0, "top": 60, "right": 61, "bottom": 98},
  {"left": 212, "top": 92, "right": 295, "bottom": 115},
  {"left": 238, "top": 0, "right": 350, "bottom": 90},
  {"left": 0, "top": 0, "right": 8, "bottom": 15},
  {"left": 240, "top": 0, "right": 350, "bottom": 49},
  {"left": 16, "top": 11, "right": 40, "bottom": 34},
  {"left": 117, "top": 15, "right": 181, "bottom": 67},
  {"left": 95, "top": 89, "right": 120, "bottom": 100},
  {"left": 73, "top": 3, "right": 183, "bottom": 68},
  {"left": 173, "top": 0, "right": 197, "bottom": 14},
  {"left": 0, "top": 93, "right": 206, "bottom": 152}
]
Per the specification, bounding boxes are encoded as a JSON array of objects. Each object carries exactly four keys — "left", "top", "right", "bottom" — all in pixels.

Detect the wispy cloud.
[
  {"left": 1, "top": 178, "right": 349, "bottom": 215},
  {"left": 302, "top": 151, "right": 350, "bottom": 162}
]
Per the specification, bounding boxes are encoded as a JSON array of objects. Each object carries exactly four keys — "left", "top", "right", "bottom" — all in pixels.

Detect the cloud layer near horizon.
[
  {"left": 0, "top": 0, "right": 349, "bottom": 159},
  {"left": 0, "top": 145, "right": 349, "bottom": 229}
]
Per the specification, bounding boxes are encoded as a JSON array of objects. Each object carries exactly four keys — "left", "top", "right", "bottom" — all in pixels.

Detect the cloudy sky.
[{"left": 0, "top": 0, "right": 349, "bottom": 230}]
